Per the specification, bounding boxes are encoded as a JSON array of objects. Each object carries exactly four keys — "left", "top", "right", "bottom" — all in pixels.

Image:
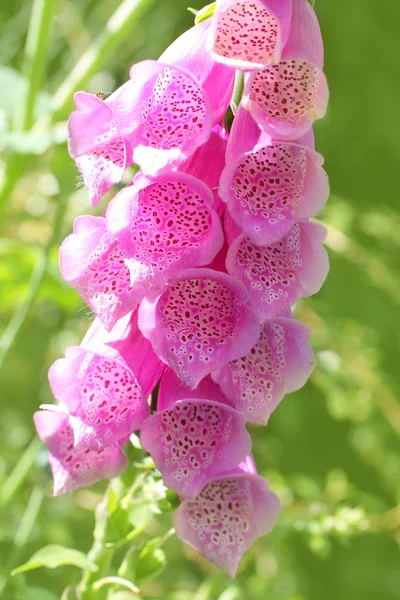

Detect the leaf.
[
  {"left": 194, "top": 2, "right": 216, "bottom": 25},
  {"left": 12, "top": 545, "right": 99, "bottom": 575},
  {"left": 16, "top": 587, "right": 58, "bottom": 600}
]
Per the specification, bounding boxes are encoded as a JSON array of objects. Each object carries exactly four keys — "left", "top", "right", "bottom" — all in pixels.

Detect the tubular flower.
[{"left": 36, "top": 0, "right": 330, "bottom": 576}]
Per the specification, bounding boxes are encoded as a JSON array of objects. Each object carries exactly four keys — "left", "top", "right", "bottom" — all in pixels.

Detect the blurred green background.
[{"left": 1, "top": 0, "right": 399, "bottom": 599}]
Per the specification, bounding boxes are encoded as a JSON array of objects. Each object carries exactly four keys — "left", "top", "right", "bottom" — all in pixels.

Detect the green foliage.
[
  {"left": 12, "top": 545, "right": 99, "bottom": 575},
  {"left": 0, "top": 0, "right": 399, "bottom": 599}
]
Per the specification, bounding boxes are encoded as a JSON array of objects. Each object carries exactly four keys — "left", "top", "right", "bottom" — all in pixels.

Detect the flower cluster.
[{"left": 35, "top": 0, "right": 329, "bottom": 577}]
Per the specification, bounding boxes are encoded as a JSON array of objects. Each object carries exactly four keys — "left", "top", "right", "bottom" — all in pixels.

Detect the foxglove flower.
[
  {"left": 68, "top": 90, "right": 130, "bottom": 206},
  {"left": 138, "top": 268, "right": 260, "bottom": 388},
  {"left": 141, "top": 397, "right": 251, "bottom": 499},
  {"left": 212, "top": 315, "right": 314, "bottom": 423},
  {"left": 174, "top": 455, "right": 281, "bottom": 577},
  {"left": 34, "top": 409, "right": 127, "bottom": 496},
  {"left": 243, "top": 0, "right": 329, "bottom": 139},
  {"left": 113, "top": 60, "right": 213, "bottom": 176},
  {"left": 160, "top": 19, "right": 235, "bottom": 126},
  {"left": 60, "top": 216, "right": 135, "bottom": 332},
  {"left": 220, "top": 106, "right": 329, "bottom": 245},
  {"left": 226, "top": 221, "right": 329, "bottom": 322},
  {"left": 106, "top": 172, "right": 224, "bottom": 299},
  {"left": 207, "top": 0, "right": 293, "bottom": 70},
  {"left": 48, "top": 345, "right": 149, "bottom": 449}
]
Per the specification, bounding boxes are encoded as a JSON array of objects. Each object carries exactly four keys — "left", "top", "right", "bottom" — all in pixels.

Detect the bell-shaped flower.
[
  {"left": 141, "top": 397, "right": 251, "bottom": 499},
  {"left": 174, "top": 456, "right": 281, "bottom": 577},
  {"left": 48, "top": 345, "right": 149, "bottom": 449},
  {"left": 138, "top": 268, "right": 260, "bottom": 389},
  {"left": 160, "top": 19, "right": 235, "bottom": 126},
  {"left": 60, "top": 216, "right": 136, "bottom": 332},
  {"left": 113, "top": 60, "right": 213, "bottom": 176},
  {"left": 219, "top": 106, "right": 329, "bottom": 245},
  {"left": 34, "top": 409, "right": 127, "bottom": 496},
  {"left": 243, "top": 0, "right": 329, "bottom": 139},
  {"left": 158, "top": 368, "right": 231, "bottom": 411},
  {"left": 207, "top": 0, "right": 293, "bottom": 70},
  {"left": 106, "top": 172, "right": 224, "bottom": 301},
  {"left": 81, "top": 312, "right": 165, "bottom": 398},
  {"left": 226, "top": 221, "right": 329, "bottom": 322},
  {"left": 212, "top": 315, "right": 314, "bottom": 424},
  {"left": 68, "top": 90, "right": 130, "bottom": 206}
]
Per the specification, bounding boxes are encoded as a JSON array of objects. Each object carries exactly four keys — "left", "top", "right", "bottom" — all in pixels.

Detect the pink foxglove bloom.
[
  {"left": 34, "top": 409, "right": 127, "bottom": 496},
  {"left": 60, "top": 216, "right": 135, "bottom": 332},
  {"left": 207, "top": 0, "right": 293, "bottom": 70},
  {"left": 158, "top": 368, "right": 231, "bottom": 410},
  {"left": 138, "top": 268, "right": 260, "bottom": 389},
  {"left": 68, "top": 90, "right": 130, "bottom": 206},
  {"left": 226, "top": 221, "right": 329, "bottom": 322},
  {"left": 106, "top": 172, "right": 224, "bottom": 299},
  {"left": 243, "top": 0, "right": 329, "bottom": 139},
  {"left": 113, "top": 60, "right": 213, "bottom": 176},
  {"left": 48, "top": 346, "right": 149, "bottom": 449},
  {"left": 219, "top": 106, "right": 329, "bottom": 245},
  {"left": 174, "top": 455, "right": 281, "bottom": 577},
  {"left": 212, "top": 315, "right": 314, "bottom": 423},
  {"left": 141, "top": 398, "right": 251, "bottom": 499},
  {"left": 160, "top": 19, "right": 235, "bottom": 126}
]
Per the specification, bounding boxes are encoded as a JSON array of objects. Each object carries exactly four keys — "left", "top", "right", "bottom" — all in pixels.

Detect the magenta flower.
[
  {"left": 174, "top": 455, "right": 281, "bottom": 577},
  {"left": 48, "top": 345, "right": 149, "bottom": 448},
  {"left": 220, "top": 106, "right": 329, "bottom": 245},
  {"left": 226, "top": 221, "right": 329, "bottom": 322},
  {"left": 158, "top": 368, "right": 232, "bottom": 410},
  {"left": 207, "top": 0, "right": 293, "bottom": 70},
  {"left": 34, "top": 409, "right": 127, "bottom": 496},
  {"left": 68, "top": 90, "right": 130, "bottom": 206},
  {"left": 141, "top": 397, "right": 251, "bottom": 499},
  {"left": 106, "top": 171, "right": 224, "bottom": 299},
  {"left": 60, "top": 216, "right": 135, "bottom": 332},
  {"left": 243, "top": 0, "right": 329, "bottom": 139},
  {"left": 212, "top": 315, "right": 314, "bottom": 424},
  {"left": 138, "top": 268, "right": 260, "bottom": 389}
]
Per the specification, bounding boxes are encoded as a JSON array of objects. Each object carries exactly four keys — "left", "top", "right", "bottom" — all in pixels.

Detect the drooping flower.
[
  {"left": 34, "top": 409, "right": 127, "bottom": 496},
  {"left": 60, "top": 215, "right": 136, "bottom": 332},
  {"left": 207, "top": 0, "right": 293, "bottom": 70},
  {"left": 67, "top": 90, "right": 130, "bottom": 206},
  {"left": 212, "top": 315, "right": 314, "bottom": 424},
  {"left": 48, "top": 345, "right": 149, "bottom": 449},
  {"left": 113, "top": 60, "right": 213, "bottom": 176},
  {"left": 219, "top": 106, "right": 329, "bottom": 245},
  {"left": 226, "top": 221, "right": 329, "bottom": 322},
  {"left": 174, "top": 455, "right": 281, "bottom": 577},
  {"left": 243, "top": 0, "right": 329, "bottom": 139},
  {"left": 141, "top": 397, "right": 251, "bottom": 498},
  {"left": 138, "top": 268, "right": 260, "bottom": 388},
  {"left": 106, "top": 172, "right": 224, "bottom": 298}
]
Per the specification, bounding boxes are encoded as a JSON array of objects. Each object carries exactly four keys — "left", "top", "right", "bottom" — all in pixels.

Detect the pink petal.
[
  {"left": 106, "top": 172, "right": 224, "bottom": 297},
  {"left": 220, "top": 108, "right": 329, "bottom": 246},
  {"left": 113, "top": 61, "right": 213, "bottom": 176},
  {"left": 207, "top": 0, "right": 293, "bottom": 70},
  {"left": 141, "top": 399, "right": 251, "bottom": 498},
  {"left": 48, "top": 347, "right": 149, "bottom": 448},
  {"left": 160, "top": 20, "right": 235, "bottom": 125},
  {"left": 68, "top": 91, "right": 128, "bottom": 206},
  {"left": 34, "top": 410, "right": 127, "bottom": 496},
  {"left": 226, "top": 221, "right": 329, "bottom": 322},
  {"left": 60, "top": 216, "right": 137, "bottom": 332},
  {"left": 138, "top": 268, "right": 260, "bottom": 389},
  {"left": 158, "top": 368, "right": 230, "bottom": 412},
  {"left": 174, "top": 471, "right": 281, "bottom": 577},
  {"left": 212, "top": 316, "right": 314, "bottom": 424}
]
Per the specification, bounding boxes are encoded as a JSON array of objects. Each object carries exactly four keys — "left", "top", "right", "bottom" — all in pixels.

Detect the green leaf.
[
  {"left": 12, "top": 545, "right": 99, "bottom": 575},
  {"left": 16, "top": 587, "right": 58, "bottom": 600},
  {"left": 120, "top": 538, "right": 167, "bottom": 585},
  {"left": 194, "top": 2, "right": 216, "bottom": 25}
]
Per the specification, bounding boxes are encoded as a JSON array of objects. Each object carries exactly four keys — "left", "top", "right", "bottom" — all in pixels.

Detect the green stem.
[
  {"left": 49, "top": 0, "right": 155, "bottom": 123},
  {"left": 0, "top": 438, "right": 43, "bottom": 509},
  {"left": 231, "top": 70, "right": 244, "bottom": 112},
  {"left": 15, "top": 0, "right": 55, "bottom": 131},
  {"left": 0, "top": 195, "right": 67, "bottom": 372}
]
